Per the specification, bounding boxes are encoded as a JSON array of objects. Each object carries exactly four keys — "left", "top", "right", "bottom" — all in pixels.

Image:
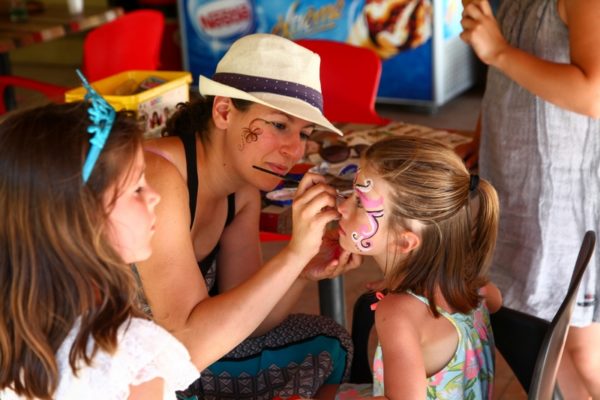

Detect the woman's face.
[
  {"left": 225, "top": 102, "right": 316, "bottom": 191},
  {"left": 105, "top": 148, "right": 161, "bottom": 264},
  {"left": 337, "top": 164, "right": 392, "bottom": 257}
]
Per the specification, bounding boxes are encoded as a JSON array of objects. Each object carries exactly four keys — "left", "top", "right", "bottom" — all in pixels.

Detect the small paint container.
[{"left": 266, "top": 187, "right": 297, "bottom": 206}]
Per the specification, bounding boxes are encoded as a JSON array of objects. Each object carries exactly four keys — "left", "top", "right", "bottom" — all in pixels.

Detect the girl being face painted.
[{"left": 337, "top": 165, "right": 392, "bottom": 256}]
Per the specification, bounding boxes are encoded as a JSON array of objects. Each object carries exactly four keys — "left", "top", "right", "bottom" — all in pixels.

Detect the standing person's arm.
[
  {"left": 138, "top": 150, "right": 339, "bottom": 370},
  {"left": 460, "top": 0, "right": 600, "bottom": 117}
]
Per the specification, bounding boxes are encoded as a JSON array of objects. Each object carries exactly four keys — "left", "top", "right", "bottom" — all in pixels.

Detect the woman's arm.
[
  {"left": 217, "top": 187, "right": 362, "bottom": 336},
  {"left": 138, "top": 153, "right": 339, "bottom": 369},
  {"left": 217, "top": 185, "right": 361, "bottom": 336},
  {"left": 215, "top": 184, "right": 312, "bottom": 336},
  {"left": 461, "top": 0, "right": 600, "bottom": 117}
]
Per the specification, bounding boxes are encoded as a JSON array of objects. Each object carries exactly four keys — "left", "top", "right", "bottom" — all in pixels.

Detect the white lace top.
[{"left": 0, "top": 317, "right": 198, "bottom": 399}]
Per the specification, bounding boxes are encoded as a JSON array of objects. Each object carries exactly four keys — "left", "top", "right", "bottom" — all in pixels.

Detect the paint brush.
[
  {"left": 253, "top": 165, "right": 349, "bottom": 199},
  {"left": 252, "top": 165, "right": 301, "bottom": 184}
]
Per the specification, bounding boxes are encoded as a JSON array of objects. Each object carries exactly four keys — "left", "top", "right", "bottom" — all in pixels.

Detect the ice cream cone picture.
[{"left": 348, "top": 0, "right": 433, "bottom": 60}]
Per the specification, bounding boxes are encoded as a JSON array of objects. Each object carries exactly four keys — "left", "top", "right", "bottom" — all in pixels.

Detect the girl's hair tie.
[{"left": 469, "top": 174, "right": 480, "bottom": 192}]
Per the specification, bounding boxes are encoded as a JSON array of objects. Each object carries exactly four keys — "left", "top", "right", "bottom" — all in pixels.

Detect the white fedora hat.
[{"left": 199, "top": 33, "right": 343, "bottom": 136}]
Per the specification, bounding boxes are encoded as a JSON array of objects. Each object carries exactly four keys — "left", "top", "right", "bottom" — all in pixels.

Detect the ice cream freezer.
[{"left": 177, "top": 0, "right": 478, "bottom": 107}]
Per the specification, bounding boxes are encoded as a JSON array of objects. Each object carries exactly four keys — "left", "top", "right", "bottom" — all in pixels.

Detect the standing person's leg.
[
  {"left": 558, "top": 343, "right": 590, "bottom": 399},
  {"left": 558, "top": 323, "right": 600, "bottom": 399}
]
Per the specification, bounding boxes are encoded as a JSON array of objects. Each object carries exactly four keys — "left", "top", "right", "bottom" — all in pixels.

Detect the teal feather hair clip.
[{"left": 77, "top": 69, "right": 116, "bottom": 182}]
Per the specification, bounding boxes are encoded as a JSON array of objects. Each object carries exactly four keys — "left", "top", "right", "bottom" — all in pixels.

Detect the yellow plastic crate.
[{"left": 66, "top": 70, "right": 193, "bottom": 138}]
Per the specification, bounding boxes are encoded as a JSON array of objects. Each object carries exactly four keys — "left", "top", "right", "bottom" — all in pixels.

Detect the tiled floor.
[{"left": 8, "top": 59, "right": 526, "bottom": 399}]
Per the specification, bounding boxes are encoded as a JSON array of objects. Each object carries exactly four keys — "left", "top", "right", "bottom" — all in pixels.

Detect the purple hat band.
[{"left": 212, "top": 72, "right": 324, "bottom": 113}]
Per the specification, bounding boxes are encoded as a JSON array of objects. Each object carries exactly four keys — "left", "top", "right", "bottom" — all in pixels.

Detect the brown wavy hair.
[
  {"left": 0, "top": 102, "right": 145, "bottom": 398},
  {"left": 163, "top": 96, "right": 253, "bottom": 145},
  {"left": 363, "top": 136, "right": 499, "bottom": 316}
]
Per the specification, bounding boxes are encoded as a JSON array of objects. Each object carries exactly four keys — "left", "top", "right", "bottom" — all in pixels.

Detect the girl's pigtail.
[{"left": 470, "top": 178, "right": 500, "bottom": 276}]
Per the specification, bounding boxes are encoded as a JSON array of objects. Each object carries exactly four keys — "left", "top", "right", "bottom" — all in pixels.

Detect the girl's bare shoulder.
[{"left": 376, "top": 292, "right": 430, "bottom": 325}]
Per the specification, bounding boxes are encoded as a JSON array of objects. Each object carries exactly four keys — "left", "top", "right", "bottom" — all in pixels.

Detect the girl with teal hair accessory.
[{"left": 0, "top": 102, "right": 198, "bottom": 399}]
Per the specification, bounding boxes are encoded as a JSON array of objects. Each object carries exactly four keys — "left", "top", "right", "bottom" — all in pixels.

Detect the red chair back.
[
  {"left": 295, "top": 39, "right": 389, "bottom": 125},
  {"left": 82, "top": 10, "right": 165, "bottom": 82}
]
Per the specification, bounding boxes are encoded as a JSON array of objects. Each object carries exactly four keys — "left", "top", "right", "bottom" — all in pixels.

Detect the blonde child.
[
  {"left": 335, "top": 136, "right": 501, "bottom": 399},
  {"left": 0, "top": 80, "right": 198, "bottom": 399}
]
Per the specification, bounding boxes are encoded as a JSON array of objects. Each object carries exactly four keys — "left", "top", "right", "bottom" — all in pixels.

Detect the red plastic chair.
[
  {"left": 0, "top": 76, "right": 67, "bottom": 115},
  {"left": 82, "top": 9, "right": 164, "bottom": 82},
  {"left": 295, "top": 39, "right": 389, "bottom": 126},
  {"left": 0, "top": 10, "right": 164, "bottom": 115}
]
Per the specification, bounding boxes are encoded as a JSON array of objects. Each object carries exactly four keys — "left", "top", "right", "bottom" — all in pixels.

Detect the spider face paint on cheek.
[
  {"left": 351, "top": 177, "right": 385, "bottom": 252},
  {"left": 238, "top": 118, "right": 268, "bottom": 151}
]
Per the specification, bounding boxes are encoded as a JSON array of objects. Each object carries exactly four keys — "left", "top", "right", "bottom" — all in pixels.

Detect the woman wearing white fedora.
[{"left": 139, "top": 33, "right": 360, "bottom": 399}]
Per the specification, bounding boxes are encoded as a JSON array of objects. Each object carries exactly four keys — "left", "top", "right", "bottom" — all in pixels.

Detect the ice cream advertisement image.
[
  {"left": 178, "top": 0, "right": 475, "bottom": 105},
  {"left": 347, "top": 0, "right": 433, "bottom": 60}
]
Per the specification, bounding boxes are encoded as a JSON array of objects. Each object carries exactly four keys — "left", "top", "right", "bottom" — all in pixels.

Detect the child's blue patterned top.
[{"left": 372, "top": 292, "right": 495, "bottom": 399}]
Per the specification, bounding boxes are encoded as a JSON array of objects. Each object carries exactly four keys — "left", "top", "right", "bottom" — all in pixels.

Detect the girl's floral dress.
[{"left": 336, "top": 291, "right": 495, "bottom": 399}]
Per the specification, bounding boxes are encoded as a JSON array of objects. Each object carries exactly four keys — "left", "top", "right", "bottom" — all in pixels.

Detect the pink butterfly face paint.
[{"left": 350, "top": 174, "right": 385, "bottom": 252}]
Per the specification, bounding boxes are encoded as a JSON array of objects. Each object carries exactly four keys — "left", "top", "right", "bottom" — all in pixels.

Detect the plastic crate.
[{"left": 65, "top": 70, "right": 192, "bottom": 138}]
